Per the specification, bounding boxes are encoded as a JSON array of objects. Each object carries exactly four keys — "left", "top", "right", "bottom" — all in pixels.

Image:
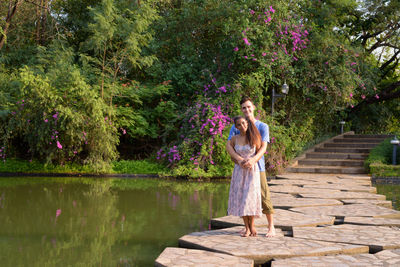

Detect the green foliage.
[
  {"left": 365, "top": 138, "right": 400, "bottom": 177},
  {"left": 1, "top": 0, "right": 398, "bottom": 177},
  {"left": 0, "top": 41, "right": 118, "bottom": 172},
  {"left": 113, "top": 80, "right": 177, "bottom": 140}
]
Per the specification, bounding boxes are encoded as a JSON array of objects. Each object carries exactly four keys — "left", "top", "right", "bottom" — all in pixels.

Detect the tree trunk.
[{"left": 0, "top": 0, "right": 23, "bottom": 50}]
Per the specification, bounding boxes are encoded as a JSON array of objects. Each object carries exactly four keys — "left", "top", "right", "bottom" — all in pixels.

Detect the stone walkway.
[{"left": 155, "top": 173, "right": 400, "bottom": 266}]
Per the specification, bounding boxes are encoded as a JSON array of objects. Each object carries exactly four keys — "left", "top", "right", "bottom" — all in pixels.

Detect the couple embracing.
[{"left": 226, "top": 96, "right": 275, "bottom": 238}]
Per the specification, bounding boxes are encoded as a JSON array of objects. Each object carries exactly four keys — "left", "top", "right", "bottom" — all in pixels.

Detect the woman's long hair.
[{"left": 233, "top": 116, "right": 262, "bottom": 151}]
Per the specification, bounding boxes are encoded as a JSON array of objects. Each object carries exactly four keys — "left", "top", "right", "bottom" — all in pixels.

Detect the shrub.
[{"left": 365, "top": 138, "right": 400, "bottom": 177}]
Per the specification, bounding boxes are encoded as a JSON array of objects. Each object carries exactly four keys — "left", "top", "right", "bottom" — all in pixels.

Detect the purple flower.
[{"left": 243, "top": 38, "right": 251, "bottom": 46}]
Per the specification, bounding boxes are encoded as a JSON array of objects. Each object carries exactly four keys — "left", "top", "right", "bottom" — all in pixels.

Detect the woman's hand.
[
  {"left": 239, "top": 158, "right": 248, "bottom": 168},
  {"left": 242, "top": 157, "right": 256, "bottom": 169}
]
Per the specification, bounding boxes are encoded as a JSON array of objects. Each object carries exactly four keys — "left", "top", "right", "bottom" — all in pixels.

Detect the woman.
[{"left": 227, "top": 116, "right": 262, "bottom": 237}]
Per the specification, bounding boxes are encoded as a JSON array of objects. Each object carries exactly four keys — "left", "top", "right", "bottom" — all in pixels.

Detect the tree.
[{"left": 0, "top": 0, "right": 23, "bottom": 49}]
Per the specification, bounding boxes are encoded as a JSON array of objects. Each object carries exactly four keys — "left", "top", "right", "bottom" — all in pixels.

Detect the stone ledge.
[{"left": 155, "top": 247, "right": 254, "bottom": 267}]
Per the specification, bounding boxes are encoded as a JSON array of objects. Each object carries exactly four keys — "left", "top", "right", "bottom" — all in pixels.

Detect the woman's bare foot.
[
  {"left": 265, "top": 226, "right": 276, "bottom": 237},
  {"left": 241, "top": 229, "right": 251, "bottom": 237},
  {"left": 239, "top": 228, "right": 246, "bottom": 235}
]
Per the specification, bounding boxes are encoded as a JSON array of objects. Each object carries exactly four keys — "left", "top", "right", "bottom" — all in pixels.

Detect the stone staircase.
[{"left": 286, "top": 133, "right": 394, "bottom": 174}]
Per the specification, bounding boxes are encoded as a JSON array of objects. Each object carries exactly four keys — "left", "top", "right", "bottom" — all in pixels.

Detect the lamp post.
[
  {"left": 271, "top": 81, "right": 289, "bottom": 115},
  {"left": 390, "top": 136, "right": 399, "bottom": 165},
  {"left": 339, "top": 121, "right": 346, "bottom": 134}
]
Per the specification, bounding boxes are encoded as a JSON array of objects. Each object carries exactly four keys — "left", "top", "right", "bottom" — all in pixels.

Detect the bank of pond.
[{"left": 0, "top": 177, "right": 398, "bottom": 266}]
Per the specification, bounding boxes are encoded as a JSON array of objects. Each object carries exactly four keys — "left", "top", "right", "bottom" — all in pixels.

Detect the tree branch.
[
  {"left": 351, "top": 81, "right": 400, "bottom": 113},
  {"left": 380, "top": 50, "right": 400, "bottom": 71}
]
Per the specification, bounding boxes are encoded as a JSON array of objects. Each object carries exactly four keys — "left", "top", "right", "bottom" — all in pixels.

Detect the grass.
[{"left": 0, "top": 158, "right": 168, "bottom": 175}]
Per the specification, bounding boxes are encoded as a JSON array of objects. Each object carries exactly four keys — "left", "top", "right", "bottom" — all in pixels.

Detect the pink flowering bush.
[{"left": 1, "top": 58, "right": 118, "bottom": 171}]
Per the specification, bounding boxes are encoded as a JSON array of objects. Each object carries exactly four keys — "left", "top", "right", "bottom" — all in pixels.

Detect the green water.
[
  {"left": 375, "top": 184, "right": 400, "bottom": 210},
  {"left": 0, "top": 177, "right": 230, "bottom": 267}
]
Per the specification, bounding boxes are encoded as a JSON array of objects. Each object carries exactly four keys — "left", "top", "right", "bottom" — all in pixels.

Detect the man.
[{"left": 226, "top": 96, "right": 276, "bottom": 237}]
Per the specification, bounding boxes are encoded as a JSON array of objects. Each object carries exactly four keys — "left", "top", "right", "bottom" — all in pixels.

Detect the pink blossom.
[
  {"left": 361, "top": 95, "right": 366, "bottom": 99},
  {"left": 57, "top": 141, "right": 63, "bottom": 149},
  {"left": 233, "top": 47, "right": 239, "bottom": 51},
  {"left": 269, "top": 6, "right": 275, "bottom": 13},
  {"left": 56, "top": 209, "right": 61, "bottom": 219},
  {"left": 349, "top": 93, "right": 353, "bottom": 98},
  {"left": 44, "top": 119, "right": 48, "bottom": 123},
  {"left": 375, "top": 94, "right": 379, "bottom": 99},
  {"left": 243, "top": 38, "right": 251, "bottom": 46},
  {"left": 262, "top": 52, "right": 266, "bottom": 56},
  {"left": 250, "top": 10, "right": 255, "bottom": 15}
]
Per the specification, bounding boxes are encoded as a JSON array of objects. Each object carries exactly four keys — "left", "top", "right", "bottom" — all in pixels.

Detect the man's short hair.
[{"left": 240, "top": 96, "right": 253, "bottom": 105}]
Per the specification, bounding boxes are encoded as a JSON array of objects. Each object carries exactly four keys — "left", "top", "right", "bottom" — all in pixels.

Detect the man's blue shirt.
[{"left": 227, "top": 120, "right": 269, "bottom": 172}]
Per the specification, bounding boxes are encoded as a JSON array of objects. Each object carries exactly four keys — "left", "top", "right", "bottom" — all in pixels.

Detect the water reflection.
[
  {"left": 375, "top": 184, "right": 400, "bottom": 210},
  {"left": 0, "top": 177, "right": 229, "bottom": 267}
]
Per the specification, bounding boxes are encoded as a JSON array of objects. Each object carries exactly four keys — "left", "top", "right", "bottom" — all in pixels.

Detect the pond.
[
  {"left": 1, "top": 177, "right": 399, "bottom": 267},
  {"left": 375, "top": 183, "right": 400, "bottom": 210},
  {"left": 0, "top": 177, "right": 230, "bottom": 267}
]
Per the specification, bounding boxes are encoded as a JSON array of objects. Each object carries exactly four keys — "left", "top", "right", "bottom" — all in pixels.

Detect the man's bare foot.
[
  {"left": 265, "top": 226, "right": 276, "bottom": 238},
  {"left": 250, "top": 228, "right": 257, "bottom": 237}
]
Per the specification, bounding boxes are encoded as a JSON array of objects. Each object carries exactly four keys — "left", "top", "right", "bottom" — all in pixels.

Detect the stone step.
[
  {"left": 324, "top": 143, "right": 378, "bottom": 148},
  {"left": 333, "top": 138, "right": 384, "bottom": 143},
  {"left": 286, "top": 165, "right": 367, "bottom": 174},
  {"left": 298, "top": 159, "right": 364, "bottom": 167},
  {"left": 305, "top": 152, "right": 368, "bottom": 160},
  {"left": 343, "top": 134, "right": 393, "bottom": 139},
  {"left": 315, "top": 147, "right": 371, "bottom": 153}
]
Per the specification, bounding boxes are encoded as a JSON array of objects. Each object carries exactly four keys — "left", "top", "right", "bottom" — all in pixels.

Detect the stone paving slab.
[
  {"left": 269, "top": 185, "right": 342, "bottom": 195},
  {"left": 269, "top": 179, "right": 328, "bottom": 186},
  {"left": 211, "top": 209, "right": 334, "bottom": 230},
  {"left": 341, "top": 198, "right": 392, "bottom": 208},
  {"left": 277, "top": 173, "right": 372, "bottom": 185},
  {"left": 155, "top": 247, "right": 254, "bottom": 267},
  {"left": 344, "top": 216, "right": 400, "bottom": 227},
  {"left": 271, "top": 192, "right": 296, "bottom": 199},
  {"left": 302, "top": 184, "right": 376, "bottom": 193},
  {"left": 272, "top": 197, "right": 343, "bottom": 209},
  {"left": 293, "top": 224, "right": 400, "bottom": 252},
  {"left": 290, "top": 204, "right": 400, "bottom": 219},
  {"left": 179, "top": 229, "right": 368, "bottom": 265},
  {"left": 271, "top": 250, "right": 400, "bottom": 267},
  {"left": 373, "top": 248, "right": 400, "bottom": 265},
  {"left": 299, "top": 191, "right": 386, "bottom": 200},
  {"left": 337, "top": 174, "right": 372, "bottom": 181}
]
